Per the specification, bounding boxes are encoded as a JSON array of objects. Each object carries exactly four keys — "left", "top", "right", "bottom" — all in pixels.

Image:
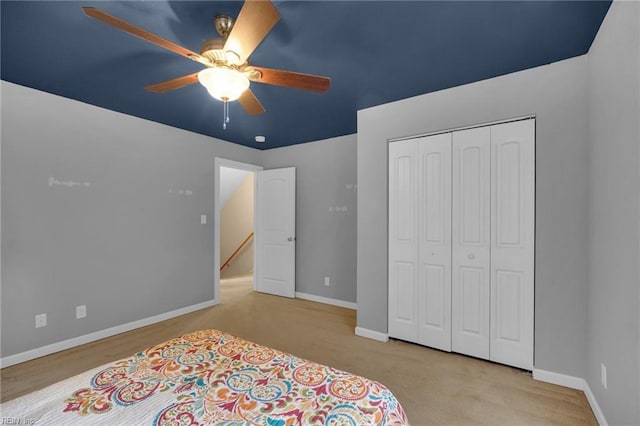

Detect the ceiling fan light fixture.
[
  {"left": 197, "top": 67, "right": 249, "bottom": 102},
  {"left": 225, "top": 50, "right": 242, "bottom": 66}
]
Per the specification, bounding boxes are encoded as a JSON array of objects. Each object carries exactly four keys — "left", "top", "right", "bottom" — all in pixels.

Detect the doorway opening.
[{"left": 214, "top": 158, "right": 262, "bottom": 303}]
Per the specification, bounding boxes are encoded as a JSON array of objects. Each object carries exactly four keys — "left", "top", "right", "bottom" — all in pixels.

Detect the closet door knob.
[{"left": 467, "top": 253, "right": 475, "bottom": 260}]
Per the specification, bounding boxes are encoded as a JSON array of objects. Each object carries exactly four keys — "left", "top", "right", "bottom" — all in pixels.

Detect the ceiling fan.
[{"left": 82, "top": 0, "right": 330, "bottom": 127}]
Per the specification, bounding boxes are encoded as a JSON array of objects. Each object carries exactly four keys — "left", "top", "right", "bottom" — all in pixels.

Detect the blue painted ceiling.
[{"left": 1, "top": 1, "right": 610, "bottom": 149}]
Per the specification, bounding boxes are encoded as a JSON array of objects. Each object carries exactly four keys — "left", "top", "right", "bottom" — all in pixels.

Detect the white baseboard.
[
  {"left": 583, "top": 381, "right": 608, "bottom": 426},
  {"left": 532, "top": 368, "right": 586, "bottom": 390},
  {"left": 295, "top": 292, "right": 357, "bottom": 310},
  {"left": 354, "top": 327, "right": 389, "bottom": 342},
  {"left": 533, "top": 369, "right": 608, "bottom": 426},
  {"left": 0, "top": 299, "right": 218, "bottom": 369}
]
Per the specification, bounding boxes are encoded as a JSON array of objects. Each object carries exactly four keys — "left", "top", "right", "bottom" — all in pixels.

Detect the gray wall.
[
  {"left": 220, "top": 167, "right": 250, "bottom": 207},
  {"left": 1, "top": 81, "right": 261, "bottom": 358},
  {"left": 586, "top": 1, "right": 640, "bottom": 423},
  {"left": 357, "top": 56, "right": 590, "bottom": 377},
  {"left": 261, "top": 135, "right": 357, "bottom": 303}
]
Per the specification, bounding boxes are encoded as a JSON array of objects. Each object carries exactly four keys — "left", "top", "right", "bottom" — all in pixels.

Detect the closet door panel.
[
  {"left": 417, "top": 134, "right": 452, "bottom": 351},
  {"left": 490, "top": 120, "right": 535, "bottom": 370},
  {"left": 460, "top": 266, "right": 485, "bottom": 334},
  {"left": 388, "top": 139, "right": 419, "bottom": 342},
  {"left": 452, "top": 127, "right": 491, "bottom": 359}
]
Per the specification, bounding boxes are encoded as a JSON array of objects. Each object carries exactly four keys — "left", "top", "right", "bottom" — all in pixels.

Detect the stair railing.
[{"left": 220, "top": 232, "right": 254, "bottom": 271}]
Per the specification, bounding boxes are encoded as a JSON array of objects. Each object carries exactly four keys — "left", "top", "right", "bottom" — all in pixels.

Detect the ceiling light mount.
[{"left": 214, "top": 15, "right": 235, "bottom": 39}]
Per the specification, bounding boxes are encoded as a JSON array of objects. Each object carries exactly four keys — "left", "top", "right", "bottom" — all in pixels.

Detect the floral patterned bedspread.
[{"left": 1, "top": 329, "right": 410, "bottom": 425}]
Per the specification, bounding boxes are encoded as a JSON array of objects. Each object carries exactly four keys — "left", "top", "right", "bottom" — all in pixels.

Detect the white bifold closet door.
[
  {"left": 452, "top": 126, "right": 491, "bottom": 360},
  {"left": 388, "top": 139, "right": 419, "bottom": 343},
  {"left": 417, "top": 134, "right": 452, "bottom": 351},
  {"left": 388, "top": 134, "right": 452, "bottom": 351},
  {"left": 489, "top": 120, "right": 535, "bottom": 370},
  {"left": 389, "top": 118, "right": 534, "bottom": 370}
]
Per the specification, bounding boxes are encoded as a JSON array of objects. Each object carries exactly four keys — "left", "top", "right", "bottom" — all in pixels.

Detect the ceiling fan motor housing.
[{"left": 200, "top": 38, "right": 227, "bottom": 64}]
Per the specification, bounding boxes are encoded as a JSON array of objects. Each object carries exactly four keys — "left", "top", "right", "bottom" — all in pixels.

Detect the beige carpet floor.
[{"left": 1, "top": 276, "right": 596, "bottom": 424}]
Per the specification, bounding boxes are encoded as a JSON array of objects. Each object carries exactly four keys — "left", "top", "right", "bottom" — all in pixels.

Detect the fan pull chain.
[{"left": 222, "top": 100, "right": 230, "bottom": 130}]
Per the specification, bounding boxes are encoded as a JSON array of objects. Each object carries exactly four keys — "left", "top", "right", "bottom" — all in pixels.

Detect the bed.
[{"left": 1, "top": 329, "right": 410, "bottom": 425}]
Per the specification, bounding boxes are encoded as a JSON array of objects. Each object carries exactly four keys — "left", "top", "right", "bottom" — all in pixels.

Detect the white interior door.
[
  {"left": 388, "top": 139, "right": 419, "bottom": 342},
  {"left": 255, "top": 167, "right": 296, "bottom": 298},
  {"left": 452, "top": 126, "right": 491, "bottom": 359},
  {"left": 489, "top": 120, "right": 535, "bottom": 370},
  {"left": 417, "top": 134, "right": 452, "bottom": 351}
]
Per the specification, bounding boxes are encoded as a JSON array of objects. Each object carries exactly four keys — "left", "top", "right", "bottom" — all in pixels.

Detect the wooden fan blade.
[
  {"left": 238, "top": 89, "right": 265, "bottom": 115},
  {"left": 82, "top": 7, "right": 209, "bottom": 66},
  {"left": 248, "top": 66, "right": 330, "bottom": 93},
  {"left": 224, "top": 0, "right": 280, "bottom": 65},
  {"left": 145, "top": 72, "right": 200, "bottom": 93}
]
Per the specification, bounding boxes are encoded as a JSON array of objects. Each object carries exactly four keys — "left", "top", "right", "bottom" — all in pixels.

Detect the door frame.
[{"left": 214, "top": 158, "right": 263, "bottom": 303}]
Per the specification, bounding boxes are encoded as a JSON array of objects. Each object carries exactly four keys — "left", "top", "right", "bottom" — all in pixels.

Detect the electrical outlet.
[
  {"left": 76, "top": 305, "right": 87, "bottom": 319},
  {"left": 601, "top": 363, "right": 607, "bottom": 389},
  {"left": 324, "top": 276, "right": 330, "bottom": 286},
  {"left": 200, "top": 214, "right": 207, "bottom": 224},
  {"left": 35, "top": 313, "right": 47, "bottom": 328}
]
